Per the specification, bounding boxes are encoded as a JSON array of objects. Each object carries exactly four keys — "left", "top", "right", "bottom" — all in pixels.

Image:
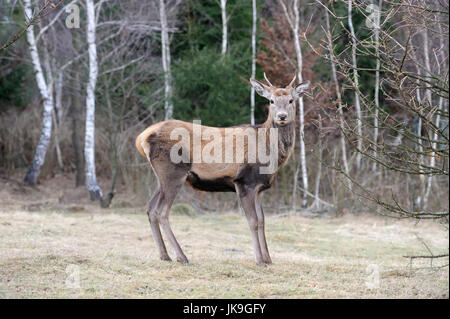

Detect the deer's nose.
[{"left": 278, "top": 113, "right": 288, "bottom": 121}]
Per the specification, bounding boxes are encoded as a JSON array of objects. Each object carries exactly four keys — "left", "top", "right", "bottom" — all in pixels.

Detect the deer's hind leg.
[
  {"left": 147, "top": 186, "right": 171, "bottom": 261},
  {"left": 152, "top": 161, "right": 190, "bottom": 264}
]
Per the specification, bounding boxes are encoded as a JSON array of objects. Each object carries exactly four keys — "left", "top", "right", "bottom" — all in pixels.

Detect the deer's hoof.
[
  {"left": 256, "top": 261, "right": 268, "bottom": 267},
  {"left": 160, "top": 255, "right": 172, "bottom": 262},
  {"left": 177, "top": 256, "right": 190, "bottom": 265}
]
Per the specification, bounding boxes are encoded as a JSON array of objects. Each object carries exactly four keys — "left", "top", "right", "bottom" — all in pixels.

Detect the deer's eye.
[
  {"left": 289, "top": 99, "right": 293, "bottom": 104},
  {"left": 270, "top": 100, "right": 275, "bottom": 104}
]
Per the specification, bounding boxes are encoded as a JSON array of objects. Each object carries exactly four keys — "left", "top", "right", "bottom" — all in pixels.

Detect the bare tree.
[
  {"left": 0, "top": 0, "right": 62, "bottom": 51},
  {"left": 323, "top": 1, "right": 352, "bottom": 192},
  {"left": 372, "top": 0, "right": 382, "bottom": 172},
  {"left": 84, "top": 0, "right": 103, "bottom": 200},
  {"left": 322, "top": 0, "right": 448, "bottom": 219},
  {"left": 220, "top": 0, "right": 228, "bottom": 56},
  {"left": 160, "top": 0, "right": 173, "bottom": 120},
  {"left": 70, "top": 71, "right": 85, "bottom": 188},
  {"left": 280, "top": 0, "right": 309, "bottom": 208},
  {"left": 423, "top": 24, "right": 447, "bottom": 210},
  {"left": 347, "top": 0, "right": 363, "bottom": 170},
  {"left": 250, "top": 0, "right": 257, "bottom": 125},
  {"left": 22, "top": 0, "right": 54, "bottom": 186}
]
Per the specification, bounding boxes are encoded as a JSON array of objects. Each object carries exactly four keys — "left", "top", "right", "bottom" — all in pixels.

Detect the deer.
[{"left": 136, "top": 74, "right": 309, "bottom": 266}]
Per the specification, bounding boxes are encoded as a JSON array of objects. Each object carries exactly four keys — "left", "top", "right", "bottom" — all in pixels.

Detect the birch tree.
[
  {"left": 280, "top": 0, "right": 309, "bottom": 208},
  {"left": 348, "top": 0, "right": 363, "bottom": 169},
  {"left": 23, "top": 0, "right": 55, "bottom": 186},
  {"left": 423, "top": 26, "right": 445, "bottom": 210},
  {"left": 322, "top": 0, "right": 448, "bottom": 219},
  {"left": 84, "top": 0, "right": 103, "bottom": 200},
  {"left": 414, "top": 28, "right": 433, "bottom": 209},
  {"left": 324, "top": 3, "right": 352, "bottom": 192},
  {"left": 250, "top": 0, "right": 257, "bottom": 125},
  {"left": 160, "top": 0, "right": 173, "bottom": 120},
  {"left": 371, "top": 0, "right": 382, "bottom": 172},
  {"left": 220, "top": 0, "right": 227, "bottom": 56}
]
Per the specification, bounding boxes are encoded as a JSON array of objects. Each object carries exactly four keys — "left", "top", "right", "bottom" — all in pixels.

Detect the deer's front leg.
[
  {"left": 255, "top": 191, "right": 272, "bottom": 264},
  {"left": 236, "top": 185, "right": 265, "bottom": 266}
]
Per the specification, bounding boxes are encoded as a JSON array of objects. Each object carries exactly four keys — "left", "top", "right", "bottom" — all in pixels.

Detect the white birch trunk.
[
  {"left": 42, "top": 48, "right": 64, "bottom": 171},
  {"left": 84, "top": 0, "right": 103, "bottom": 200},
  {"left": 250, "top": 0, "right": 257, "bottom": 125},
  {"left": 422, "top": 30, "right": 433, "bottom": 108},
  {"left": 23, "top": 0, "right": 54, "bottom": 186},
  {"left": 415, "top": 67, "right": 424, "bottom": 209},
  {"left": 325, "top": 4, "right": 352, "bottom": 191},
  {"left": 423, "top": 96, "right": 442, "bottom": 210},
  {"left": 160, "top": 0, "right": 173, "bottom": 120},
  {"left": 313, "top": 115, "right": 323, "bottom": 210},
  {"left": 348, "top": 0, "right": 363, "bottom": 169},
  {"left": 372, "top": 0, "right": 382, "bottom": 171},
  {"left": 53, "top": 72, "right": 64, "bottom": 169},
  {"left": 420, "top": 29, "right": 432, "bottom": 209},
  {"left": 292, "top": 152, "right": 299, "bottom": 212},
  {"left": 293, "top": 0, "right": 309, "bottom": 208},
  {"left": 55, "top": 72, "right": 63, "bottom": 123},
  {"left": 220, "top": 0, "right": 228, "bottom": 56},
  {"left": 423, "top": 28, "right": 445, "bottom": 210},
  {"left": 42, "top": 47, "right": 63, "bottom": 170}
]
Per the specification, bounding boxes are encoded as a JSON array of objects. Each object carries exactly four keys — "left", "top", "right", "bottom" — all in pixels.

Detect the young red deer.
[{"left": 136, "top": 74, "right": 309, "bottom": 266}]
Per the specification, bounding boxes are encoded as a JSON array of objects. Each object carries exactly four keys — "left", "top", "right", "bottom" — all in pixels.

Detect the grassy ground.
[
  {"left": 0, "top": 174, "right": 448, "bottom": 298},
  {"left": 0, "top": 206, "right": 448, "bottom": 298}
]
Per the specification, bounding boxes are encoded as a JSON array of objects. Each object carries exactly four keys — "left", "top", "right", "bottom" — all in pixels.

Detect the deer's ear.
[
  {"left": 250, "top": 79, "right": 272, "bottom": 99},
  {"left": 292, "top": 81, "right": 310, "bottom": 99}
]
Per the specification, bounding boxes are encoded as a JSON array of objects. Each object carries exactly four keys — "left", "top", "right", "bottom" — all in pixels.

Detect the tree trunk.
[
  {"left": 292, "top": 152, "right": 299, "bottom": 212},
  {"left": 160, "top": 0, "right": 173, "bottom": 120},
  {"left": 250, "top": 0, "right": 257, "bottom": 125},
  {"left": 84, "top": 0, "right": 103, "bottom": 200},
  {"left": 348, "top": 0, "right": 363, "bottom": 169},
  {"left": 71, "top": 71, "right": 85, "bottom": 188},
  {"left": 52, "top": 109, "right": 64, "bottom": 170},
  {"left": 423, "top": 27, "right": 445, "bottom": 210},
  {"left": 41, "top": 49, "right": 64, "bottom": 171},
  {"left": 423, "top": 96, "right": 443, "bottom": 210},
  {"left": 54, "top": 70, "right": 64, "bottom": 169},
  {"left": 293, "top": 0, "right": 308, "bottom": 208},
  {"left": 23, "top": 0, "right": 54, "bottom": 186},
  {"left": 55, "top": 72, "right": 63, "bottom": 122},
  {"left": 420, "top": 28, "right": 432, "bottom": 209},
  {"left": 372, "top": 0, "right": 382, "bottom": 172},
  {"left": 415, "top": 67, "right": 424, "bottom": 209},
  {"left": 324, "top": 3, "right": 352, "bottom": 191},
  {"left": 220, "top": 0, "right": 228, "bottom": 56},
  {"left": 313, "top": 115, "right": 323, "bottom": 210}
]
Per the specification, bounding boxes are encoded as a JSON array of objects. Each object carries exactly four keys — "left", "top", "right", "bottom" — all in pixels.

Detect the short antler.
[
  {"left": 287, "top": 74, "right": 297, "bottom": 88},
  {"left": 263, "top": 72, "right": 274, "bottom": 87}
]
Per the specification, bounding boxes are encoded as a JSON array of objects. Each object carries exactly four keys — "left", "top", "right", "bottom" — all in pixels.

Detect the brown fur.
[
  {"left": 273, "top": 89, "right": 290, "bottom": 96},
  {"left": 135, "top": 77, "right": 308, "bottom": 266}
]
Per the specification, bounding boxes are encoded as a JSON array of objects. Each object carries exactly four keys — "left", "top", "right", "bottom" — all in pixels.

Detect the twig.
[{"left": 0, "top": 0, "right": 63, "bottom": 51}]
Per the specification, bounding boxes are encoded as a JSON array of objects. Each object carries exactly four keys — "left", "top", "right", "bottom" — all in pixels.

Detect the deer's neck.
[{"left": 261, "top": 115, "right": 296, "bottom": 167}]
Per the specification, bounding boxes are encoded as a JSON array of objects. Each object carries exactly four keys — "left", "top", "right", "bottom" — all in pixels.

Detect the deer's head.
[{"left": 250, "top": 73, "right": 309, "bottom": 126}]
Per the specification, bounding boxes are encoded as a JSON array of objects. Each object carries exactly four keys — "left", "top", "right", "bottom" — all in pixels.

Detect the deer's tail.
[{"left": 136, "top": 129, "right": 151, "bottom": 158}]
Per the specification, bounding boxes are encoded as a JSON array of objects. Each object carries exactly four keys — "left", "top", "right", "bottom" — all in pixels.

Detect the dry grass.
[
  {"left": 0, "top": 209, "right": 448, "bottom": 298},
  {"left": 0, "top": 174, "right": 448, "bottom": 298}
]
